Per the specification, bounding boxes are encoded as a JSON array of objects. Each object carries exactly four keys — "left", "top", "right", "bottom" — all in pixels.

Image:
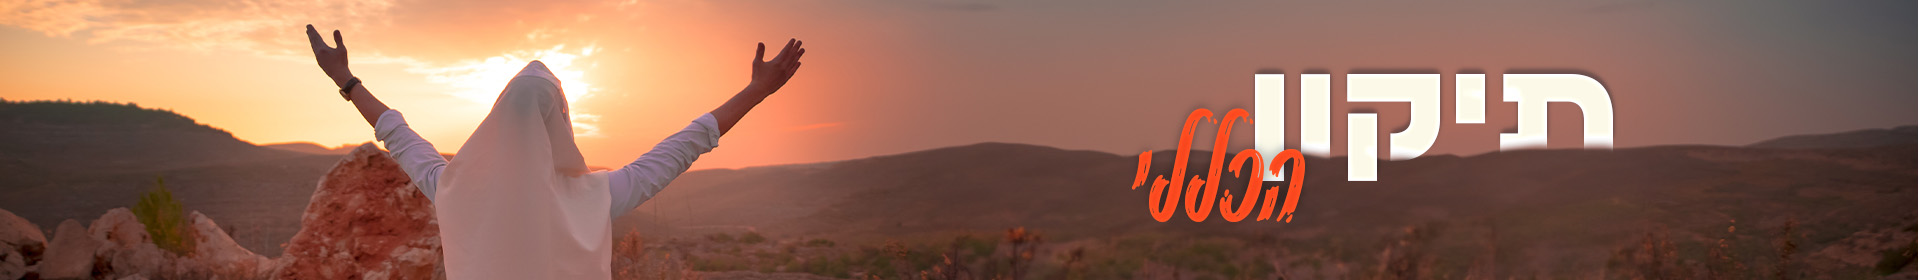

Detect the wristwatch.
[{"left": 339, "top": 77, "right": 361, "bottom": 101}]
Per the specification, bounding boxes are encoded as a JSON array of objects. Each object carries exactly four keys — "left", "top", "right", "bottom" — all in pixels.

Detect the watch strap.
[{"left": 339, "top": 77, "right": 361, "bottom": 101}]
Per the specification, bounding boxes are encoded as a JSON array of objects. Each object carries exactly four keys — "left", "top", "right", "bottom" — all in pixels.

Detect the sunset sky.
[{"left": 1, "top": 0, "right": 1912, "bottom": 170}]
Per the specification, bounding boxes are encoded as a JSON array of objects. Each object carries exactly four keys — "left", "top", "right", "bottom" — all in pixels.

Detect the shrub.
[
  {"left": 740, "top": 231, "right": 767, "bottom": 244},
  {"left": 132, "top": 177, "right": 195, "bottom": 256},
  {"left": 707, "top": 233, "right": 735, "bottom": 243},
  {"left": 800, "top": 255, "right": 852, "bottom": 278}
]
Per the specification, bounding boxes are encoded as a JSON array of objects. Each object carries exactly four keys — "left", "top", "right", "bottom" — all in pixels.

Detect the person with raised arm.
[{"left": 304, "top": 24, "right": 804, "bottom": 279}]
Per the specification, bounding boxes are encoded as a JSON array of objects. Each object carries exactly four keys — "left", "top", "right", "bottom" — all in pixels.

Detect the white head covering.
[{"left": 436, "top": 61, "right": 614, "bottom": 279}]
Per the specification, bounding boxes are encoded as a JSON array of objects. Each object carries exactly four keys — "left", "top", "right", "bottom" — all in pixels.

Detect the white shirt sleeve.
[
  {"left": 374, "top": 109, "right": 450, "bottom": 202},
  {"left": 608, "top": 113, "right": 722, "bottom": 217}
]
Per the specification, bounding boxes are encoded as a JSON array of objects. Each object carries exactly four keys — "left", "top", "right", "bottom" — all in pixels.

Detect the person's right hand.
[
  {"left": 747, "top": 39, "right": 805, "bottom": 96},
  {"left": 306, "top": 24, "right": 353, "bottom": 88}
]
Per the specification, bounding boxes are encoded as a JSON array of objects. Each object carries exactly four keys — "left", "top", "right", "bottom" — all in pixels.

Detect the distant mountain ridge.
[
  {"left": 0, "top": 99, "right": 303, "bottom": 174},
  {"left": 262, "top": 142, "right": 356, "bottom": 155},
  {"left": 1749, "top": 125, "right": 1917, "bottom": 149},
  {"left": 0, "top": 100, "right": 341, "bottom": 256}
]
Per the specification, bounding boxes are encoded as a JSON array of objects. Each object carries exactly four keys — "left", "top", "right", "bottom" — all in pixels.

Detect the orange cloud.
[{"left": 0, "top": 0, "right": 395, "bottom": 58}]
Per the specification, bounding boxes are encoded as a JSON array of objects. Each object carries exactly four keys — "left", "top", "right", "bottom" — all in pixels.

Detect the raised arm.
[
  {"left": 712, "top": 39, "right": 806, "bottom": 135},
  {"left": 307, "top": 24, "right": 447, "bottom": 200},
  {"left": 306, "top": 24, "right": 388, "bottom": 126},
  {"left": 607, "top": 39, "right": 805, "bottom": 217}
]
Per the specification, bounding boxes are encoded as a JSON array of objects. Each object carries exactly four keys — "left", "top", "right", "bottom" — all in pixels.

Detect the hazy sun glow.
[{"left": 407, "top": 44, "right": 603, "bottom": 136}]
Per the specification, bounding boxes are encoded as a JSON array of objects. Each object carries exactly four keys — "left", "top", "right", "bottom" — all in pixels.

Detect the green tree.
[{"left": 133, "top": 177, "right": 195, "bottom": 256}]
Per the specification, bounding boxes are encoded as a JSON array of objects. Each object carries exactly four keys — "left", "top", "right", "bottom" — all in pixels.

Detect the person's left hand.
[
  {"left": 306, "top": 24, "right": 353, "bottom": 88},
  {"left": 747, "top": 39, "right": 805, "bottom": 96}
]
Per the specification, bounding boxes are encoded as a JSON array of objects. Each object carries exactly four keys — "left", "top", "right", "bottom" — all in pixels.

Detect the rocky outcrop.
[
  {"left": 88, "top": 208, "right": 178, "bottom": 278},
  {"left": 9, "top": 143, "right": 442, "bottom": 279},
  {"left": 187, "top": 211, "right": 272, "bottom": 278},
  {"left": 0, "top": 209, "right": 46, "bottom": 280},
  {"left": 24, "top": 209, "right": 280, "bottom": 279},
  {"left": 276, "top": 143, "right": 441, "bottom": 280},
  {"left": 39, "top": 219, "right": 97, "bottom": 279},
  {"left": 87, "top": 208, "right": 147, "bottom": 250}
]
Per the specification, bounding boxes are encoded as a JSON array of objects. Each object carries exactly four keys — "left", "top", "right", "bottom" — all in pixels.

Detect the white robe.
[{"left": 372, "top": 61, "right": 721, "bottom": 279}]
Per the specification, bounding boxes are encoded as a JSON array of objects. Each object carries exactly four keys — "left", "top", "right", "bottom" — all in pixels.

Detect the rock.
[
  {"left": 0, "top": 208, "right": 46, "bottom": 280},
  {"left": 103, "top": 241, "right": 172, "bottom": 278},
  {"left": 277, "top": 143, "right": 441, "bottom": 280},
  {"left": 40, "top": 219, "right": 99, "bottom": 279},
  {"left": 88, "top": 207, "right": 178, "bottom": 278},
  {"left": 0, "top": 250, "right": 21, "bottom": 280},
  {"left": 186, "top": 211, "right": 270, "bottom": 277},
  {"left": 88, "top": 208, "right": 149, "bottom": 250}
]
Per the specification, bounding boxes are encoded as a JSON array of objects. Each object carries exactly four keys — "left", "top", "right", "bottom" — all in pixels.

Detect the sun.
[{"left": 412, "top": 44, "right": 603, "bottom": 136}]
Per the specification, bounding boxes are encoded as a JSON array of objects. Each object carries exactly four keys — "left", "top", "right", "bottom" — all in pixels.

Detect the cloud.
[
  {"left": 0, "top": 0, "right": 102, "bottom": 37},
  {"left": 0, "top": 0, "right": 614, "bottom": 64},
  {"left": 0, "top": 0, "right": 620, "bottom": 136},
  {"left": 1, "top": 0, "right": 396, "bottom": 58}
]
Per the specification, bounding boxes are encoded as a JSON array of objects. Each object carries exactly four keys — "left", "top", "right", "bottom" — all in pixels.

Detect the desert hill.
[
  {"left": 0, "top": 100, "right": 304, "bottom": 173},
  {"left": 261, "top": 142, "right": 355, "bottom": 155},
  {"left": 0, "top": 100, "right": 342, "bottom": 256},
  {"left": 1749, "top": 125, "right": 1917, "bottom": 149}
]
